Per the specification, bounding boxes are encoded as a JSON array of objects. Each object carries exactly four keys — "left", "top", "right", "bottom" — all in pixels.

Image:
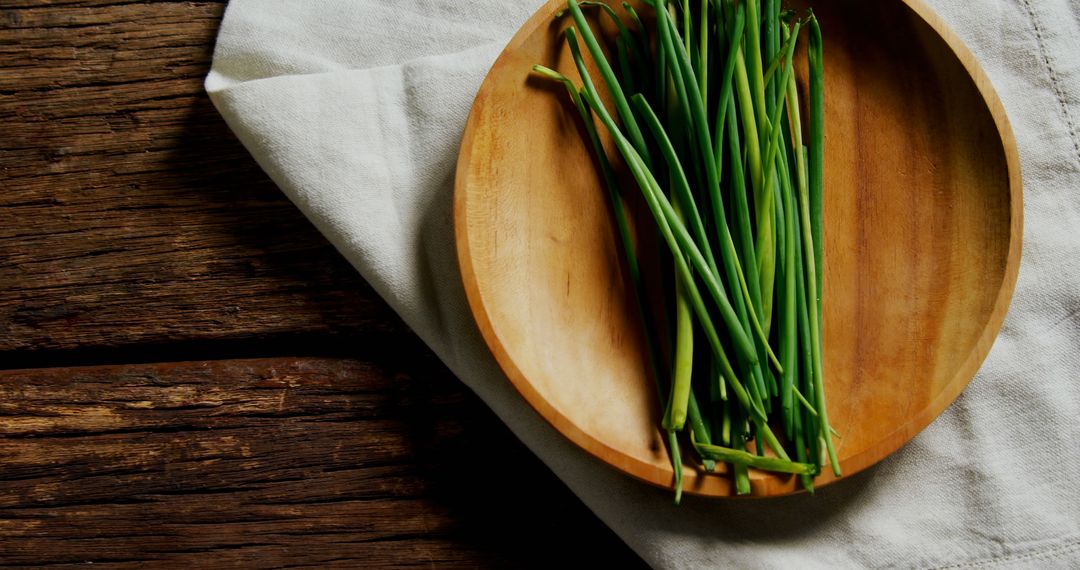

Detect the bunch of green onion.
[{"left": 532, "top": 0, "right": 839, "bottom": 500}]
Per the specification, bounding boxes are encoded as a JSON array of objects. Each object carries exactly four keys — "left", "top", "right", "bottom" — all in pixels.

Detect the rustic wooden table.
[{"left": 0, "top": 2, "right": 647, "bottom": 567}]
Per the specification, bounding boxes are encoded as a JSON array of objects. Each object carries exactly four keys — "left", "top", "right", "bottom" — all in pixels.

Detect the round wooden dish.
[{"left": 455, "top": 0, "right": 1022, "bottom": 497}]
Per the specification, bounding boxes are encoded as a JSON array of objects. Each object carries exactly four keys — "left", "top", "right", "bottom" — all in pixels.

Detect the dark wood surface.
[{"left": 0, "top": 2, "right": 647, "bottom": 567}]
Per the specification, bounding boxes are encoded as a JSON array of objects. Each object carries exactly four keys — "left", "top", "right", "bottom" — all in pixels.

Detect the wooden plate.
[{"left": 454, "top": 0, "right": 1022, "bottom": 497}]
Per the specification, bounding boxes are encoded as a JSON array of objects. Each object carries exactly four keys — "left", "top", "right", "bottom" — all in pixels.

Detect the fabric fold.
[{"left": 206, "top": 1, "right": 1080, "bottom": 567}]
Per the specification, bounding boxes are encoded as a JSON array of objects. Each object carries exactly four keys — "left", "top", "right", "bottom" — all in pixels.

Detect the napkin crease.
[{"left": 206, "top": 1, "right": 1080, "bottom": 567}]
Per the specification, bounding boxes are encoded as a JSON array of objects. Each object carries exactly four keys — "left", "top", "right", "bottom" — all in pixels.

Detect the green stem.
[
  {"left": 633, "top": 95, "right": 719, "bottom": 275},
  {"left": 694, "top": 441, "right": 817, "bottom": 475},
  {"left": 733, "top": 49, "right": 763, "bottom": 210},
  {"left": 531, "top": 64, "right": 697, "bottom": 493},
  {"left": 779, "top": 95, "right": 799, "bottom": 437},
  {"left": 808, "top": 15, "right": 825, "bottom": 321},
  {"left": 566, "top": 0, "right": 651, "bottom": 168},
  {"left": 733, "top": 44, "right": 778, "bottom": 335},
  {"left": 724, "top": 96, "right": 783, "bottom": 388},
  {"left": 669, "top": 430, "right": 684, "bottom": 504},
  {"left": 664, "top": 234, "right": 694, "bottom": 431},
  {"left": 793, "top": 209, "right": 820, "bottom": 473},
  {"left": 659, "top": 10, "right": 783, "bottom": 375},
  {"left": 699, "top": 0, "right": 708, "bottom": 103},
  {"left": 793, "top": 397, "right": 814, "bottom": 493},
  {"left": 745, "top": 0, "right": 769, "bottom": 139},
  {"left": 794, "top": 107, "right": 840, "bottom": 478},
  {"left": 569, "top": 37, "right": 790, "bottom": 458},
  {"left": 568, "top": 30, "right": 743, "bottom": 409},
  {"left": 712, "top": 3, "right": 745, "bottom": 174},
  {"left": 687, "top": 391, "right": 716, "bottom": 471}
]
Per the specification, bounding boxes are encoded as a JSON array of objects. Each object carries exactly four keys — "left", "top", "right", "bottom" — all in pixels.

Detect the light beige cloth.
[{"left": 206, "top": 1, "right": 1080, "bottom": 567}]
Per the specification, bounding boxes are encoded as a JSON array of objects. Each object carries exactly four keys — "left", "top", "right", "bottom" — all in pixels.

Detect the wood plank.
[
  {"left": 0, "top": 1, "right": 404, "bottom": 353},
  {"left": 0, "top": 357, "right": 645, "bottom": 568},
  {"left": 0, "top": 3, "right": 645, "bottom": 566}
]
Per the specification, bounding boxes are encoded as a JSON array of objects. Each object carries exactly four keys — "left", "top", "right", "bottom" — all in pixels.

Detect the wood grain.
[
  {"left": 0, "top": 0, "right": 404, "bottom": 355},
  {"left": 0, "top": 1, "right": 646, "bottom": 567},
  {"left": 0, "top": 357, "right": 645, "bottom": 568},
  {"left": 456, "top": 0, "right": 1022, "bottom": 496}
]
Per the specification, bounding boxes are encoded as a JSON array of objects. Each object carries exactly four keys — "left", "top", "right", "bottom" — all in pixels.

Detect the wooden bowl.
[{"left": 455, "top": 0, "right": 1022, "bottom": 497}]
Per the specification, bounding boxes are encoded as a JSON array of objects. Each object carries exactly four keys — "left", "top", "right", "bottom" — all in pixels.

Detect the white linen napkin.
[{"left": 205, "top": 1, "right": 1080, "bottom": 567}]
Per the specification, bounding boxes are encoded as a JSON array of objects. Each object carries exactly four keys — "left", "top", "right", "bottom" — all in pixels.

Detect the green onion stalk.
[{"left": 532, "top": 0, "right": 839, "bottom": 498}]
